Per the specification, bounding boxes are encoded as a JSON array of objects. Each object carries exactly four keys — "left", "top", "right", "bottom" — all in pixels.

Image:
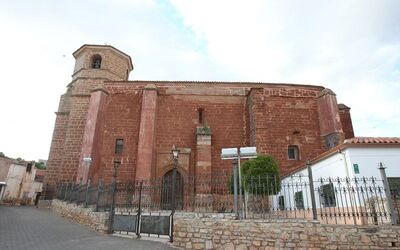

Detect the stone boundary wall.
[
  {"left": 51, "top": 199, "right": 109, "bottom": 233},
  {"left": 173, "top": 215, "right": 400, "bottom": 249},
  {"left": 38, "top": 199, "right": 52, "bottom": 208},
  {"left": 48, "top": 202, "right": 400, "bottom": 249}
]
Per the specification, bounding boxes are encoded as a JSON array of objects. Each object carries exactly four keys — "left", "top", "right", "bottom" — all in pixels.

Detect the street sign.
[{"left": 221, "top": 148, "right": 238, "bottom": 159}]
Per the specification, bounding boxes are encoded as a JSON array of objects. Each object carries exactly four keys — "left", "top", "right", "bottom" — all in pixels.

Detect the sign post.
[{"left": 221, "top": 147, "right": 257, "bottom": 219}]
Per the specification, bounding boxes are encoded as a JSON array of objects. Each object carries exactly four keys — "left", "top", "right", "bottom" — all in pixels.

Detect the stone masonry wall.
[
  {"left": 250, "top": 88, "right": 324, "bottom": 175},
  {"left": 173, "top": 214, "right": 400, "bottom": 249},
  {"left": 51, "top": 199, "right": 109, "bottom": 233}
]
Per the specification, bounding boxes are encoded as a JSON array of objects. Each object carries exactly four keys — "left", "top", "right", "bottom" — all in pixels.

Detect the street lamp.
[
  {"left": 171, "top": 146, "right": 180, "bottom": 161},
  {"left": 221, "top": 146, "right": 257, "bottom": 219},
  {"left": 109, "top": 158, "right": 121, "bottom": 234},
  {"left": 171, "top": 146, "right": 180, "bottom": 210},
  {"left": 170, "top": 145, "right": 179, "bottom": 243}
]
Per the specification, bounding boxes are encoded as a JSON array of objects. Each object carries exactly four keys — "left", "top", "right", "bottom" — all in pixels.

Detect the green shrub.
[
  {"left": 241, "top": 155, "right": 281, "bottom": 195},
  {"left": 35, "top": 162, "right": 46, "bottom": 169}
]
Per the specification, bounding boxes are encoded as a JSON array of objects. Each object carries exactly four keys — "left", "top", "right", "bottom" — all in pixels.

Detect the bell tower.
[
  {"left": 44, "top": 44, "right": 133, "bottom": 194},
  {"left": 71, "top": 44, "right": 133, "bottom": 82}
]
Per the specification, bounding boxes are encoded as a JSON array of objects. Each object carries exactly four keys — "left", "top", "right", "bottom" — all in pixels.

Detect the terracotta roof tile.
[
  {"left": 344, "top": 137, "right": 400, "bottom": 144},
  {"left": 282, "top": 137, "right": 400, "bottom": 177}
]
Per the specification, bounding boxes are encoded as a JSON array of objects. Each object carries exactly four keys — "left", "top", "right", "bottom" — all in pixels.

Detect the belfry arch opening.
[{"left": 91, "top": 54, "right": 102, "bottom": 69}]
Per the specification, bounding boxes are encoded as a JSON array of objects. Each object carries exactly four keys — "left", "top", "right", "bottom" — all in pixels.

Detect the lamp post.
[
  {"left": 109, "top": 159, "right": 121, "bottom": 234},
  {"left": 171, "top": 146, "right": 180, "bottom": 212},
  {"left": 379, "top": 162, "right": 398, "bottom": 225},
  {"left": 221, "top": 147, "right": 257, "bottom": 219},
  {"left": 170, "top": 145, "right": 179, "bottom": 243}
]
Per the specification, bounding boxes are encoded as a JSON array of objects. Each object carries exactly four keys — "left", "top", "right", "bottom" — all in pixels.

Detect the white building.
[
  {"left": 0, "top": 156, "right": 44, "bottom": 205},
  {"left": 277, "top": 137, "right": 400, "bottom": 225}
]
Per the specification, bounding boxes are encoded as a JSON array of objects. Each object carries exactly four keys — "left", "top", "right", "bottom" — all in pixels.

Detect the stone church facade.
[{"left": 43, "top": 44, "right": 354, "bottom": 193}]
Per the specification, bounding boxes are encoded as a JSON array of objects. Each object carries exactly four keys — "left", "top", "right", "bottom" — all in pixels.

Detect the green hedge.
[{"left": 229, "top": 155, "right": 281, "bottom": 195}]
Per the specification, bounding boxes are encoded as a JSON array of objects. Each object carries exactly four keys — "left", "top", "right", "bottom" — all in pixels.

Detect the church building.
[{"left": 43, "top": 44, "right": 354, "bottom": 193}]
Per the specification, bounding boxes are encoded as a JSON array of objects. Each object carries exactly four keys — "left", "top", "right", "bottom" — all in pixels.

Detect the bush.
[
  {"left": 35, "top": 162, "right": 46, "bottom": 169},
  {"left": 241, "top": 155, "right": 281, "bottom": 195}
]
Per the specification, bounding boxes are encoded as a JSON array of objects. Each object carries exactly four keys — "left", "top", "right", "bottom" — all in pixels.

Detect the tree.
[
  {"left": 35, "top": 162, "right": 46, "bottom": 169},
  {"left": 241, "top": 155, "right": 281, "bottom": 195}
]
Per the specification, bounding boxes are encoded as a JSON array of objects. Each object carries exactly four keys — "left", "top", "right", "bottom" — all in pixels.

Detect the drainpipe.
[
  {"left": 339, "top": 149, "right": 357, "bottom": 224},
  {"left": 338, "top": 149, "right": 350, "bottom": 178}
]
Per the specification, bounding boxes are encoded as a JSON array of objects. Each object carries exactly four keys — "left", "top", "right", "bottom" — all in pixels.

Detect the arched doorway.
[{"left": 161, "top": 170, "right": 183, "bottom": 210}]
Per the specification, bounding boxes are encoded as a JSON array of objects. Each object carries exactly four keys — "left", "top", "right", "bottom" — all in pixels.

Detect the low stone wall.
[
  {"left": 51, "top": 199, "right": 109, "bottom": 233},
  {"left": 173, "top": 215, "right": 400, "bottom": 249},
  {"left": 38, "top": 199, "right": 52, "bottom": 208}
]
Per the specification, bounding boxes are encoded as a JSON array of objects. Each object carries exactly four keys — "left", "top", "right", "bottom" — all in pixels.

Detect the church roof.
[{"left": 107, "top": 80, "right": 325, "bottom": 89}]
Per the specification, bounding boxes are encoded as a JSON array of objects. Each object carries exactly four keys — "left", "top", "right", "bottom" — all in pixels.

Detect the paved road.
[{"left": 0, "top": 206, "right": 177, "bottom": 250}]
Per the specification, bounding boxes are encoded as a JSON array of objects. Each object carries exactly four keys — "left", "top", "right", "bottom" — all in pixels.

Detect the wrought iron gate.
[
  {"left": 110, "top": 172, "right": 180, "bottom": 242},
  {"left": 113, "top": 211, "right": 173, "bottom": 240}
]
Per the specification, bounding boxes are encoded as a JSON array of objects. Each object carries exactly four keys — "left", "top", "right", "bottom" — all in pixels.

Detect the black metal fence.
[
  {"left": 56, "top": 181, "right": 113, "bottom": 212},
  {"left": 55, "top": 169, "right": 400, "bottom": 226},
  {"left": 262, "top": 175, "right": 399, "bottom": 225}
]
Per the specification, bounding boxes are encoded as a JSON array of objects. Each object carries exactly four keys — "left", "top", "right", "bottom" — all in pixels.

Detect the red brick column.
[
  {"left": 317, "top": 89, "right": 344, "bottom": 149},
  {"left": 338, "top": 104, "right": 354, "bottom": 139},
  {"left": 76, "top": 88, "right": 108, "bottom": 184},
  {"left": 136, "top": 84, "right": 158, "bottom": 181},
  {"left": 196, "top": 127, "right": 212, "bottom": 196}
]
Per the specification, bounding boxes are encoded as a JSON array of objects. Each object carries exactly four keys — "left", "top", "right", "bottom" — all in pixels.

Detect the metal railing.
[{"left": 55, "top": 169, "right": 399, "bottom": 226}]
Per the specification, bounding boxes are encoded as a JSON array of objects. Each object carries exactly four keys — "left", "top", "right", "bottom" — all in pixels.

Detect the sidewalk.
[{"left": 0, "top": 206, "right": 176, "bottom": 250}]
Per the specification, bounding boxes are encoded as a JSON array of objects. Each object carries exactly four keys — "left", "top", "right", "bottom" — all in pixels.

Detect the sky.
[{"left": 0, "top": 0, "right": 399, "bottom": 161}]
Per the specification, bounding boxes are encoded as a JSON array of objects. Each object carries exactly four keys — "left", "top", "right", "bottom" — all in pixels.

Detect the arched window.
[
  {"left": 91, "top": 54, "right": 102, "bottom": 69},
  {"left": 287, "top": 145, "right": 299, "bottom": 160},
  {"left": 198, "top": 108, "right": 204, "bottom": 124}
]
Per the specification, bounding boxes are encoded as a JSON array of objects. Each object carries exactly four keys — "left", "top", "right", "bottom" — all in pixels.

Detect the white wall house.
[
  {"left": 276, "top": 137, "right": 400, "bottom": 225},
  {"left": 0, "top": 157, "right": 44, "bottom": 205}
]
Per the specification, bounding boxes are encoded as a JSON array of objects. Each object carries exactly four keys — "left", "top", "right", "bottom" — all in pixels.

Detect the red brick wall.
[
  {"left": 47, "top": 81, "right": 350, "bottom": 190},
  {"left": 46, "top": 45, "right": 356, "bottom": 196},
  {"left": 87, "top": 83, "right": 340, "bottom": 183},
  {"left": 93, "top": 85, "right": 142, "bottom": 184},
  {"left": 46, "top": 77, "right": 351, "bottom": 192},
  {"left": 155, "top": 92, "right": 248, "bottom": 177},
  {"left": 338, "top": 104, "right": 355, "bottom": 139},
  {"left": 250, "top": 87, "right": 324, "bottom": 174}
]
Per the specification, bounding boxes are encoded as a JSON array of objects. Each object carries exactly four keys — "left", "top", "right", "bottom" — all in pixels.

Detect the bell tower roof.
[
  {"left": 71, "top": 44, "right": 133, "bottom": 82},
  {"left": 73, "top": 44, "right": 133, "bottom": 70}
]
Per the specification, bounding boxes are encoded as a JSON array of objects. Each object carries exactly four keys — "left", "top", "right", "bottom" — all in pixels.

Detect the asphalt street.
[{"left": 0, "top": 206, "right": 177, "bottom": 250}]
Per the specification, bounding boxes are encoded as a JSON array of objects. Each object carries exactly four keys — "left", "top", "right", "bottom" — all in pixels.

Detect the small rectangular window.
[
  {"left": 198, "top": 108, "right": 204, "bottom": 124},
  {"left": 388, "top": 177, "right": 400, "bottom": 196},
  {"left": 288, "top": 145, "right": 299, "bottom": 160},
  {"left": 278, "top": 195, "right": 285, "bottom": 210},
  {"left": 320, "top": 183, "right": 336, "bottom": 207},
  {"left": 295, "top": 191, "right": 304, "bottom": 209},
  {"left": 115, "top": 139, "right": 124, "bottom": 154}
]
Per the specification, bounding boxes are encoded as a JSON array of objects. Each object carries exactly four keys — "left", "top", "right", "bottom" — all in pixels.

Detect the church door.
[{"left": 161, "top": 170, "right": 183, "bottom": 210}]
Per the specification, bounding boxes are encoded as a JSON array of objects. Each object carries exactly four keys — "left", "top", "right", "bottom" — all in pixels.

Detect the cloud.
[
  {"left": 0, "top": 0, "right": 399, "bottom": 160},
  {"left": 169, "top": 0, "right": 400, "bottom": 136}
]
